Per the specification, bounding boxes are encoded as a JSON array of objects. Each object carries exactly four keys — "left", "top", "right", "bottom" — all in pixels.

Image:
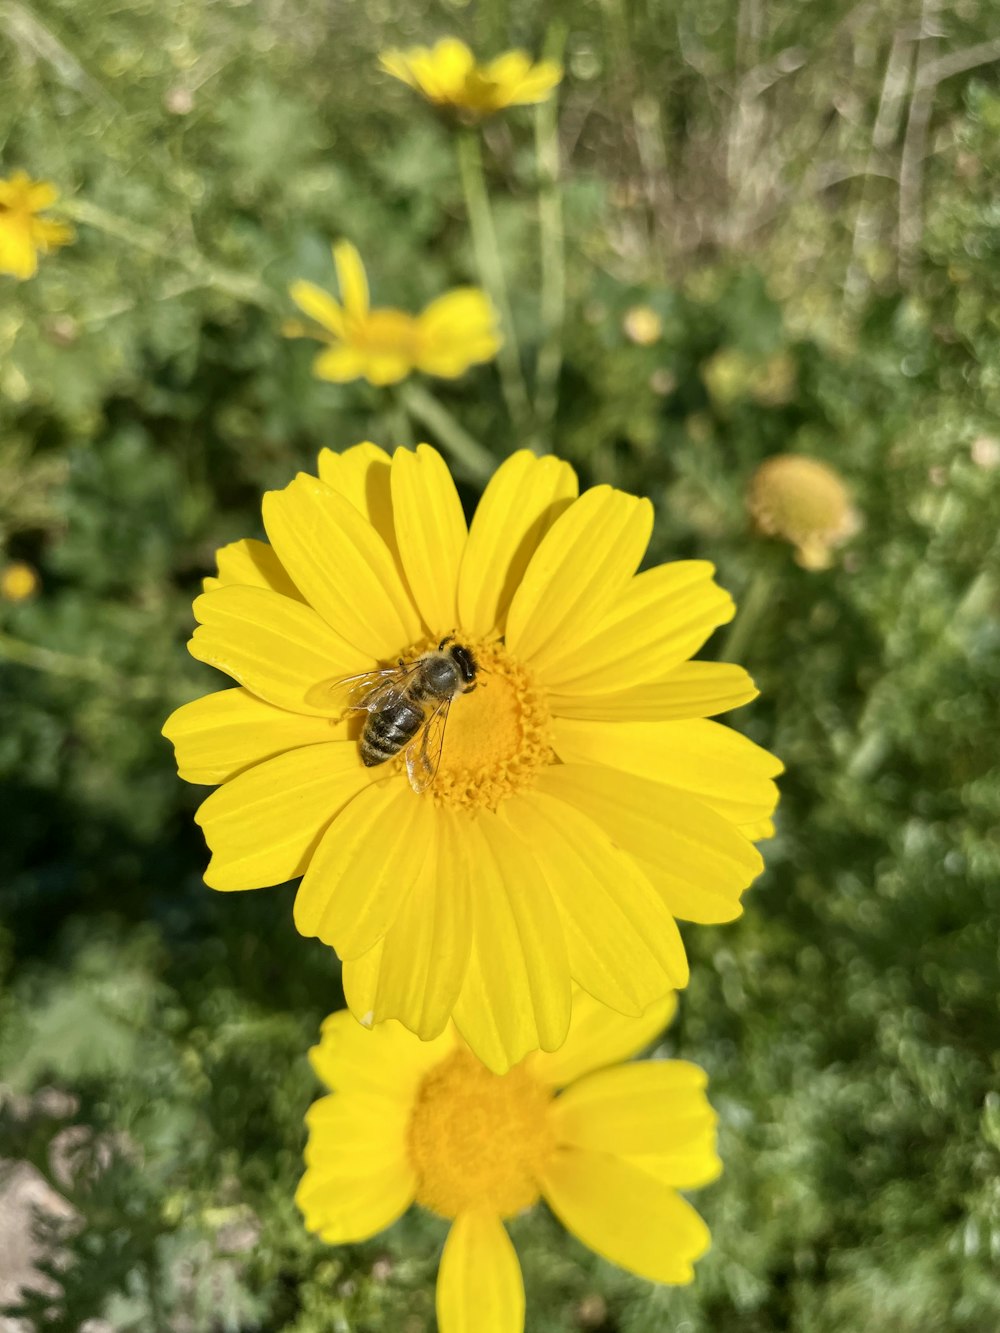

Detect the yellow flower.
[
  {"left": 379, "top": 37, "right": 562, "bottom": 118},
  {"left": 622, "top": 305, "right": 663, "bottom": 346},
  {"left": 288, "top": 241, "right": 500, "bottom": 386},
  {"left": 163, "top": 444, "right": 780, "bottom": 1071},
  {"left": 1, "top": 560, "right": 40, "bottom": 601},
  {"left": 298, "top": 990, "right": 720, "bottom": 1332},
  {"left": 0, "top": 172, "right": 74, "bottom": 281},
  {"left": 747, "top": 453, "right": 859, "bottom": 570}
]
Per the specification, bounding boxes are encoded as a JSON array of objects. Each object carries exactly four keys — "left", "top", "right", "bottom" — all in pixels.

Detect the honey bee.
[{"left": 309, "top": 636, "right": 478, "bottom": 794}]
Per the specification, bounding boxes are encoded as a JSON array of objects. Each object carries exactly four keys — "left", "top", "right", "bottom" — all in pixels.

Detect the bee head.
[{"left": 449, "top": 643, "right": 478, "bottom": 686}]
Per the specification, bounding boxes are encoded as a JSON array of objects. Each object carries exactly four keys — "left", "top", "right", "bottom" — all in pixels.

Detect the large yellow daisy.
[
  {"left": 0, "top": 171, "right": 74, "bottom": 281},
  {"left": 163, "top": 444, "right": 780, "bottom": 1071},
  {"left": 298, "top": 990, "right": 720, "bottom": 1333}
]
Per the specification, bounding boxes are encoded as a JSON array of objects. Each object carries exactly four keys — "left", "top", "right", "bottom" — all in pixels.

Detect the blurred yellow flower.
[
  {"left": 0, "top": 172, "right": 74, "bottom": 280},
  {"left": 287, "top": 241, "right": 500, "bottom": 386},
  {"left": 163, "top": 444, "right": 778, "bottom": 1071},
  {"left": 748, "top": 453, "right": 859, "bottom": 570},
  {"left": 623, "top": 305, "right": 663, "bottom": 346},
  {"left": 298, "top": 990, "right": 719, "bottom": 1332},
  {"left": 380, "top": 38, "right": 561, "bottom": 118},
  {"left": 1, "top": 560, "right": 39, "bottom": 601}
]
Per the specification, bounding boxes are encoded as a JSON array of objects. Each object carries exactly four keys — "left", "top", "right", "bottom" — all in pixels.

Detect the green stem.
[
  {"left": 399, "top": 382, "right": 495, "bottom": 482},
  {"left": 0, "top": 630, "right": 159, "bottom": 697},
  {"left": 720, "top": 563, "right": 775, "bottom": 663},
  {"left": 533, "top": 24, "right": 568, "bottom": 447},
  {"left": 60, "top": 198, "right": 278, "bottom": 311},
  {"left": 455, "top": 129, "right": 532, "bottom": 436},
  {"left": 386, "top": 387, "right": 415, "bottom": 449}
]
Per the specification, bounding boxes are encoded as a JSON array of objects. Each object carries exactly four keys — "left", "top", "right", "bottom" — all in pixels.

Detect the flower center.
[
  {"left": 406, "top": 1048, "right": 555, "bottom": 1219},
  {"left": 433, "top": 639, "right": 553, "bottom": 812}
]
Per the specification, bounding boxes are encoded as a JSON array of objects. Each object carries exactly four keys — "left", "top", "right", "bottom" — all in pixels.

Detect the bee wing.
[
  {"left": 405, "top": 697, "right": 453, "bottom": 794},
  {"left": 306, "top": 665, "right": 414, "bottom": 715}
]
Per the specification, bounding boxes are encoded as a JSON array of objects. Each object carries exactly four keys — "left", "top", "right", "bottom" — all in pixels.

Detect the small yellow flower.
[
  {"left": 747, "top": 453, "right": 859, "bottom": 570},
  {"left": 0, "top": 172, "right": 74, "bottom": 281},
  {"left": 0, "top": 560, "right": 39, "bottom": 601},
  {"left": 287, "top": 242, "right": 500, "bottom": 386},
  {"left": 163, "top": 444, "right": 780, "bottom": 1072},
  {"left": 380, "top": 37, "right": 562, "bottom": 118},
  {"left": 622, "top": 305, "right": 663, "bottom": 346},
  {"left": 298, "top": 991, "right": 720, "bottom": 1332}
]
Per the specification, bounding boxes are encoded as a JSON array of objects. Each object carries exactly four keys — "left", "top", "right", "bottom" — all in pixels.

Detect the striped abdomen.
[{"left": 360, "top": 696, "right": 426, "bottom": 767}]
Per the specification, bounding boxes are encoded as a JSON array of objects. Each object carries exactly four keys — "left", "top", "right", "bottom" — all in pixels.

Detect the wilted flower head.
[
  {"left": 0, "top": 172, "right": 74, "bottom": 281},
  {"left": 287, "top": 241, "right": 500, "bottom": 386},
  {"left": 380, "top": 38, "right": 561, "bottom": 119},
  {"left": 747, "top": 453, "right": 858, "bottom": 569},
  {"left": 164, "top": 444, "right": 780, "bottom": 1072},
  {"left": 0, "top": 560, "right": 39, "bottom": 602},
  {"left": 298, "top": 991, "right": 720, "bottom": 1332}
]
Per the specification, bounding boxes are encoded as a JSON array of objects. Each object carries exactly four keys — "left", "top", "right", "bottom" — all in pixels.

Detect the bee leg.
[
  {"left": 463, "top": 682, "right": 478, "bottom": 694},
  {"left": 439, "top": 633, "right": 455, "bottom": 650}
]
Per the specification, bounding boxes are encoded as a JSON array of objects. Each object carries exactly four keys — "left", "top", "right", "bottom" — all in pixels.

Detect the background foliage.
[{"left": 2, "top": 0, "right": 999, "bottom": 1329}]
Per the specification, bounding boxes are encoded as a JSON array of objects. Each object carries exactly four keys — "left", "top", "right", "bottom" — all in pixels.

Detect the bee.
[{"left": 310, "top": 636, "right": 478, "bottom": 794}]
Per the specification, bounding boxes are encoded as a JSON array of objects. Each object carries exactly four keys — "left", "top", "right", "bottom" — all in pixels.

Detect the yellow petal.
[
  {"left": 423, "top": 37, "right": 476, "bottom": 98},
  {"left": 310, "top": 1009, "right": 454, "bottom": 1099},
  {"left": 262, "top": 472, "right": 422, "bottom": 658},
  {"left": 537, "top": 764, "right": 763, "bottom": 924},
  {"left": 539, "top": 1149, "right": 710, "bottom": 1284},
  {"left": 437, "top": 1210, "right": 524, "bottom": 1333},
  {"left": 505, "top": 486, "right": 653, "bottom": 671},
  {"left": 317, "top": 441, "right": 412, "bottom": 596},
  {"left": 297, "top": 1119, "right": 415, "bottom": 1244},
  {"left": 379, "top": 50, "right": 420, "bottom": 90},
  {"left": 548, "top": 661, "right": 759, "bottom": 721},
  {"left": 504, "top": 60, "right": 563, "bottom": 105},
  {"left": 550, "top": 1061, "right": 719, "bottom": 1171},
  {"left": 452, "top": 812, "right": 571, "bottom": 1074},
  {"left": 552, "top": 717, "right": 782, "bottom": 828},
  {"left": 303, "top": 1091, "right": 409, "bottom": 1169},
  {"left": 457, "top": 450, "right": 578, "bottom": 639},
  {"left": 527, "top": 991, "right": 677, "bottom": 1089},
  {"left": 196, "top": 741, "right": 370, "bottom": 890},
  {"left": 0, "top": 221, "right": 39, "bottom": 280},
  {"left": 502, "top": 792, "right": 687, "bottom": 1014},
  {"left": 414, "top": 289, "right": 500, "bottom": 378},
  {"left": 360, "top": 805, "right": 472, "bottom": 1040},
  {"left": 289, "top": 279, "right": 345, "bottom": 336},
  {"left": 202, "top": 538, "right": 302, "bottom": 599},
  {"left": 163, "top": 687, "right": 339, "bottom": 784},
  {"left": 312, "top": 344, "right": 368, "bottom": 383},
  {"left": 293, "top": 779, "right": 435, "bottom": 958},
  {"left": 317, "top": 441, "right": 393, "bottom": 528},
  {"left": 188, "top": 585, "right": 366, "bottom": 716},
  {"left": 539, "top": 561, "right": 734, "bottom": 694},
  {"left": 333, "top": 240, "right": 369, "bottom": 318},
  {"left": 390, "top": 445, "right": 467, "bottom": 638},
  {"left": 24, "top": 179, "right": 59, "bottom": 210}
]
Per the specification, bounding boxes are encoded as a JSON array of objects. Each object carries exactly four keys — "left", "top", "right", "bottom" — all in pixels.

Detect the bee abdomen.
[{"left": 361, "top": 699, "right": 424, "bottom": 767}]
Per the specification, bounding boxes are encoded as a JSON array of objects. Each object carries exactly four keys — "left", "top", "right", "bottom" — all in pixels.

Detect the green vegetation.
[{"left": 2, "top": 1, "right": 999, "bottom": 1329}]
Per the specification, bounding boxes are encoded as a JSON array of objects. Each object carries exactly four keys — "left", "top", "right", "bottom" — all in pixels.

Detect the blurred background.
[{"left": 2, "top": 0, "right": 999, "bottom": 1329}]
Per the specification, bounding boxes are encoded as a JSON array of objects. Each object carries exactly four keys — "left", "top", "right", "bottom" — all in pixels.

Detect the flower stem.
[
  {"left": 0, "top": 629, "right": 156, "bottom": 697},
  {"left": 455, "top": 129, "right": 532, "bottom": 437},
  {"left": 720, "top": 562, "right": 775, "bottom": 663},
  {"left": 399, "top": 382, "right": 495, "bottom": 483},
  {"left": 59, "top": 197, "right": 279, "bottom": 311},
  {"left": 533, "top": 23, "right": 568, "bottom": 448}
]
